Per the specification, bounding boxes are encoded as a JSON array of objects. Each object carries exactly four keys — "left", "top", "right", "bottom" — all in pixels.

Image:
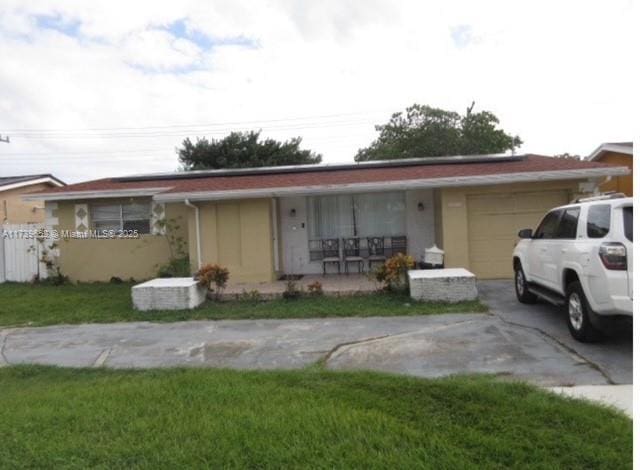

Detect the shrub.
[
  {"left": 194, "top": 264, "right": 230, "bottom": 300},
  {"left": 307, "top": 281, "right": 323, "bottom": 296},
  {"left": 374, "top": 253, "right": 415, "bottom": 293},
  {"left": 32, "top": 267, "right": 69, "bottom": 286},
  {"left": 240, "top": 289, "right": 262, "bottom": 303},
  {"left": 283, "top": 280, "right": 302, "bottom": 300},
  {"left": 157, "top": 257, "right": 191, "bottom": 278}
]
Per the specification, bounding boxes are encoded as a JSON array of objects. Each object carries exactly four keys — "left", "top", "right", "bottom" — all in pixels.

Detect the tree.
[
  {"left": 177, "top": 131, "right": 322, "bottom": 170},
  {"left": 355, "top": 103, "right": 522, "bottom": 161}
]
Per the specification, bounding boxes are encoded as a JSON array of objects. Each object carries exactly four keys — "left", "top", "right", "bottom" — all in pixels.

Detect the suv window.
[
  {"left": 623, "top": 206, "right": 633, "bottom": 241},
  {"left": 555, "top": 207, "right": 580, "bottom": 239},
  {"left": 534, "top": 210, "right": 561, "bottom": 239},
  {"left": 587, "top": 204, "right": 611, "bottom": 238}
]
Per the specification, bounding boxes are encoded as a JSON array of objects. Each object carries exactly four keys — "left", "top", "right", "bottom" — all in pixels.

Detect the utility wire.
[{"left": 1, "top": 110, "right": 389, "bottom": 133}]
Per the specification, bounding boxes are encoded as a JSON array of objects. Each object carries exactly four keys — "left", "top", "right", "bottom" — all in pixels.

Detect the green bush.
[{"left": 157, "top": 257, "right": 191, "bottom": 278}]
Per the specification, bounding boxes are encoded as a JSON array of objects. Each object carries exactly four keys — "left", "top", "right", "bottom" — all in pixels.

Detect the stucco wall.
[
  {"left": 596, "top": 152, "right": 633, "bottom": 196},
  {"left": 188, "top": 198, "right": 275, "bottom": 283},
  {"left": 1, "top": 183, "right": 54, "bottom": 224},
  {"left": 52, "top": 199, "right": 189, "bottom": 282},
  {"left": 439, "top": 180, "right": 583, "bottom": 279}
]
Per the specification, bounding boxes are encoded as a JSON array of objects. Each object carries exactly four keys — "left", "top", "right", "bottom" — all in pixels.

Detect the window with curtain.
[
  {"left": 91, "top": 202, "right": 151, "bottom": 234},
  {"left": 307, "top": 192, "right": 406, "bottom": 239}
]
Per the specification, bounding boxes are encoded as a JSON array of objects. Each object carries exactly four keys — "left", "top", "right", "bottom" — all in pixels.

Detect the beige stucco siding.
[
  {"left": 440, "top": 180, "right": 582, "bottom": 279},
  {"left": 188, "top": 198, "right": 275, "bottom": 283},
  {"left": 596, "top": 152, "right": 633, "bottom": 196},
  {"left": 1, "top": 183, "right": 54, "bottom": 224},
  {"left": 53, "top": 200, "right": 189, "bottom": 282}
]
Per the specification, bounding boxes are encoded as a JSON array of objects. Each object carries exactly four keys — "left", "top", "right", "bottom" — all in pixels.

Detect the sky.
[{"left": 0, "top": 0, "right": 635, "bottom": 183}]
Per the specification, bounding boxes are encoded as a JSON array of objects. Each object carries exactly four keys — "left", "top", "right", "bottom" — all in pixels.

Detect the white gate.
[{"left": 0, "top": 224, "right": 44, "bottom": 283}]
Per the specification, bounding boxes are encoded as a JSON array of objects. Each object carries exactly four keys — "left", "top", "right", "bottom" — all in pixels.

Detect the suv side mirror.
[{"left": 518, "top": 228, "right": 533, "bottom": 239}]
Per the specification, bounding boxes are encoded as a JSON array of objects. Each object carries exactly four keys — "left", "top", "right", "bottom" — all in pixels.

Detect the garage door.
[{"left": 467, "top": 190, "right": 569, "bottom": 279}]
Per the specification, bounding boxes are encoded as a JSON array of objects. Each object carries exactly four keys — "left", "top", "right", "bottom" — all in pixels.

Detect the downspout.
[{"left": 184, "top": 199, "right": 202, "bottom": 269}]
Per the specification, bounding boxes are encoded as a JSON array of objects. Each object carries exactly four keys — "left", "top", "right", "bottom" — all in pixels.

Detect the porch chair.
[
  {"left": 321, "top": 238, "right": 341, "bottom": 275},
  {"left": 391, "top": 236, "right": 407, "bottom": 255},
  {"left": 366, "top": 236, "right": 387, "bottom": 271},
  {"left": 342, "top": 237, "right": 364, "bottom": 274}
]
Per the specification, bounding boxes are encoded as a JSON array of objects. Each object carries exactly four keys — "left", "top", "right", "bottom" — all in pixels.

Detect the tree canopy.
[
  {"left": 355, "top": 103, "right": 522, "bottom": 161},
  {"left": 177, "top": 131, "right": 322, "bottom": 170}
]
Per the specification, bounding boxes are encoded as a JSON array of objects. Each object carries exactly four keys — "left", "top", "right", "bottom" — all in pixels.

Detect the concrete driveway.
[
  {"left": 0, "top": 280, "right": 631, "bottom": 387},
  {"left": 478, "top": 280, "right": 632, "bottom": 385}
]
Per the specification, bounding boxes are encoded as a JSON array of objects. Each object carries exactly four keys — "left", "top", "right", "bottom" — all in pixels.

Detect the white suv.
[{"left": 512, "top": 194, "right": 633, "bottom": 342}]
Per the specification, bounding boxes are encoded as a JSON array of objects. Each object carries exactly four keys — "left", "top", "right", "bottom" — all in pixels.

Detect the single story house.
[
  {"left": 587, "top": 142, "right": 633, "bottom": 196},
  {"left": 26, "top": 154, "right": 628, "bottom": 282},
  {"left": 1, "top": 174, "right": 65, "bottom": 224}
]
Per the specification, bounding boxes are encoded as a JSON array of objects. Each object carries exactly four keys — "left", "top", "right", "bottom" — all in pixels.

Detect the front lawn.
[
  {"left": 0, "top": 282, "right": 486, "bottom": 327},
  {"left": 0, "top": 366, "right": 630, "bottom": 469}
]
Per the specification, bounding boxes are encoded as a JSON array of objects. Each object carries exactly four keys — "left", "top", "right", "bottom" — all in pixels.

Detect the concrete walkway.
[
  {"left": 548, "top": 385, "right": 633, "bottom": 417},
  {"left": 0, "top": 313, "right": 610, "bottom": 387}
]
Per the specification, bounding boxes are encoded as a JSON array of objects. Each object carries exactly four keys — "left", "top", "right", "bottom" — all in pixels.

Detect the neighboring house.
[
  {"left": 1, "top": 174, "right": 65, "bottom": 223},
  {"left": 587, "top": 142, "right": 633, "bottom": 196},
  {"left": 25, "top": 154, "right": 628, "bottom": 282}
]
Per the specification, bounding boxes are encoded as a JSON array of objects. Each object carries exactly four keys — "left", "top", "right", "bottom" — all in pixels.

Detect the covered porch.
[
  {"left": 223, "top": 273, "right": 380, "bottom": 300},
  {"left": 274, "top": 188, "right": 435, "bottom": 276}
]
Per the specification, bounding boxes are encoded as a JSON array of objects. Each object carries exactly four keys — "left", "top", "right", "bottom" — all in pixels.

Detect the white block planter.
[
  {"left": 132, "top": 278, "right": 207, "bottom": 311},
  {"left": 408, "top": 268, "right": 478, "bottom": 303}
]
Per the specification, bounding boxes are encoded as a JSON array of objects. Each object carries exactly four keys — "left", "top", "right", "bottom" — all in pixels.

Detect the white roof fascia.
[
  {"left": 22, "top": 187, "right": 169, "bottom": 202},
  {"left": 588, "top": 143, "right": 633, "bottom": 161},
  {"left": 153, "top": 167, "right": 630, "bottom": 203},
  {"left": 0, "top": 176, "right": 64, "bottom": 193}
]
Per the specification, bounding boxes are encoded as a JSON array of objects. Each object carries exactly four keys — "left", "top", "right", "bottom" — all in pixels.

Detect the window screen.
[{"left": 91, "top": 202, "right": 151, "bottom": 234}]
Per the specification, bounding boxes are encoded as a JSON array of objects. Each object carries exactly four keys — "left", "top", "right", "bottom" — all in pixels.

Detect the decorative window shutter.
[
  {"left": 151, "top": 202, "right": 166, "bottom": 235},
  {"left": 75, "top": 204, "right": 89, "bottom": 231}
]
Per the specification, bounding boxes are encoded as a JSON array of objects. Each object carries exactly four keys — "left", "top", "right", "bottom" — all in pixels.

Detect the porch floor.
[{"left": 223, "top": 274, "right": 380, "bottom": 300}]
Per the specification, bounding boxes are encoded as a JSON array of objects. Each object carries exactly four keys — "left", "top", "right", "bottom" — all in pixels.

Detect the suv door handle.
[
  {"left": 561, "top": 248, "right": 568, "bottom": 253},
  {"left": 540, "top": 247, "right": 547, "bottom": 252}
]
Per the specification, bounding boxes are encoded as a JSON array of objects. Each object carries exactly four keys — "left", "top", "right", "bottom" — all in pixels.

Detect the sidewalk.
[{"left": 548, "top": 385, "right": 632, "bottom": 417}]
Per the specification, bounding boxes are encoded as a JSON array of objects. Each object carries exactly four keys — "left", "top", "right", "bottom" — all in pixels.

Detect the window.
[
  {"left": 306, "top": 192, "right": 406, "bottom": 239},
  {"left": 555, "top": 207, "right": 580, "bottom": 239},
  {"left": 91, "top": 202, "right": 151, "bottom": 234},
  {"left": 587, "top": 204, "right": 611, "bottom": 238},
  {"left": 534, "top": 210, "right": 561, "bottom": 239},
  {"left": 623, "top": 206, "right": 633, "bottom": 242}
]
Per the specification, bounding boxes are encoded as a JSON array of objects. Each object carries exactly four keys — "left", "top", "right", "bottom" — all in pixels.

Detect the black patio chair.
[
  {"left": 321, "top": 238, "right": 340, "bottom": 275},
  {"left": 342, "top": 237, "right": 364, "bottom": 274},
  {"left": 366, "top": 236, "right": 386, "bottom": 271},
  {"left": 391, "top": 236, "right": 407, "bottom": 255}
]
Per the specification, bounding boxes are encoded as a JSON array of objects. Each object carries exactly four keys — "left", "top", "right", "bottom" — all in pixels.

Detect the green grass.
[
  {"left": 0, "top": 366, "right": 630, "bottom": 469},
  {"left": 0, "top": 282, "right": 486, "bottom": 327}
]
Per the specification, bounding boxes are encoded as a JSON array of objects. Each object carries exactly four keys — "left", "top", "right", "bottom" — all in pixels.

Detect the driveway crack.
[
  {"left": 0, "top": 330, "right": 11, "bottom": 367},
  {"left": 491, "top": 311, "right": 616, "bottom": 385},
  {"left": 320, "top": 318, "right": 484, "bottom": 367},
  {"left": 93, "top": 347, "right": 112, "bottom": 368}
]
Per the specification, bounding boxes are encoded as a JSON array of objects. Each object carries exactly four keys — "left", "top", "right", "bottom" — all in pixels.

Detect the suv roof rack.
[{"left": 571, "top": 192, "right": 627, "bottom": 203}]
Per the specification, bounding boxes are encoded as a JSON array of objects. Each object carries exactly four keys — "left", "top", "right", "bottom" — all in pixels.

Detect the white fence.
[{"left": 0, "top": 224, "right": 45, "bottom": 283}]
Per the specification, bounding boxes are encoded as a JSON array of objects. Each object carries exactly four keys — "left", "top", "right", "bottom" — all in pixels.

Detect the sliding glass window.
[{"left": 307, "top": 192, "right": 406, "bottom": 239}]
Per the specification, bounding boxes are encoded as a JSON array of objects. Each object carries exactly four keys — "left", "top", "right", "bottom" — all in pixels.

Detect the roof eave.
[
  {"left": 0, "top": 176, "right": 65, "bottom": 193},
  {"left": 588, "top": 143, "right": 633, "bottom": 161},
  {"left": 22, "top": 187, "right": 170, "bottom": 202},
  {"left": 154, "top": 167, "right": 630, "bottom": 203}
]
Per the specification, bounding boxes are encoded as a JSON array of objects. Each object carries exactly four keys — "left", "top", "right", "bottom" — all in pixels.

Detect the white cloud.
[{"left": 0, "top": 0, "right": 634, "bottom": 182}]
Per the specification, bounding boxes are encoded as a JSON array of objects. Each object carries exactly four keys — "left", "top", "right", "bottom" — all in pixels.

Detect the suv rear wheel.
[
  {"left": 566, "top": 281, "right": 602, "bottom": 342},
  {"left": 515, "top": 264, "right": 537, "bottom": 304}
]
